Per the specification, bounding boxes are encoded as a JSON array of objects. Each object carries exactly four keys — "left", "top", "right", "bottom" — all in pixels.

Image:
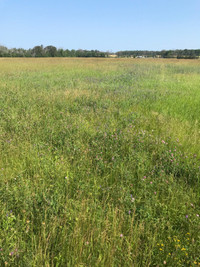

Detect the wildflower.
[
  {"left": 162, "top": 140, "right": 165, "bottom": 144},
  {"left": 159, "top": 248, "right": 163, "bottom": 251},
  {"left": 9, "top": 251, "right": 14, "bottom": 256},
  {"left": 150, "top": 181, "right": 153, "bottom": 184},
  {"left": 154, "top": 192, "right": 156, "bottom": 195},
  {"left": 163, "top": 261, "right": 167, "bottom": 265},
  {"left": 26, "top": 220, "right": 30, "bottom": 223},
  {"left": 181, "top": 248, "right": 186, "bottom": 251},
  {"left": 131, "top": 197, "right": 135, "bottom": 202},
  {"left": 161, "top": 244, "right": 164, "bottom": 247},
  {"left": 85, "top": 241, "right": 89, "bottom": 245},
  {"left": 42, "top": 222, "right": 45, "bottom": 225},
  {"left": 197, "top": 214, "right": 199, "bottom": 217},
  {"left": 120, "top": 234, "right": 123, "bottom": 238},
  {"left": 185, "top": 215, "right": 188, "bottom": 219},
  {"left": 128, "top": 210, "right": 131, "bottom": 215}
]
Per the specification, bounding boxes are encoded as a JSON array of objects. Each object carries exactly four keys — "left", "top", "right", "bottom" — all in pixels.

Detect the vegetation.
[
  {"left": 1, "top": 45, "right": 200, "bottom": 58},
  {"left": 0, "top": 58, "right": 200, "bottom": 266},
  {"left": 116, "top": 49, "right": 200, "bottom": 59},
  {"left": 0, "top": 45, "right": 108, "bottom": 58}
]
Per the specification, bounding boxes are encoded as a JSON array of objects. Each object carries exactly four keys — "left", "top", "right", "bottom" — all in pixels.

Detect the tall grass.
[{"left": 0, "top": 58, "right": 200, "bottom": 266}]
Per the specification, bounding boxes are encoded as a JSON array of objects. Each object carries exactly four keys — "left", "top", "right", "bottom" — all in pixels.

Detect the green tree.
[
  {"left": 31, "top": 45, "right": 44, "bottom": 57},
  {"left": 44, "top": 46, "right": 57, "bottom": 57}
]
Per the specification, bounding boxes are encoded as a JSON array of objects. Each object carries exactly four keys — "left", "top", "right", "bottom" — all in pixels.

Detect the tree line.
[
  {"left": 116, "top": 49, "right": 200, "bottom": 59},
  {"left": 0, "top": 45, "right": 108, "bottom": 58},
  {"left": 0, "top": 45, "right": 200, "bottom": 58}
]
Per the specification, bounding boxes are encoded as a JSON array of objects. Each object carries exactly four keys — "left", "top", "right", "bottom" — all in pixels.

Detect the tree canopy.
[{"left": 0, "top": 45, "right": 199, "bottom": 59}]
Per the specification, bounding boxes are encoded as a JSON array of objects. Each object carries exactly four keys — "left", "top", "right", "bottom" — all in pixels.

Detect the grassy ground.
[{"left": 0, "top": 58, "right": 200, "bottom": 266}]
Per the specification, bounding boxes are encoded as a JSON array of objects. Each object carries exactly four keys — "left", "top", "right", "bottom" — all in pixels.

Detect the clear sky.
[{"left": 0, "top": 0, "right": 200, "bottom": 52}]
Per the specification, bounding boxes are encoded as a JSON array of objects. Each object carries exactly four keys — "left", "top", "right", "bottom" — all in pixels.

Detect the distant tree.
[
  {"left": 44, "top": 46, "right": 57, "bottom": 57},
  {"left": 57, "top": 48, "right": 65, "bottom": 57},
  {"left": 71, "top": 49, "right": 76, "bottom": 57},
  {"left": 64, "top": 49, "right": 71, "bottom": 57},
  {"left": 31, "top": 45, "right": 44, "bottom": 57},
  {"left": 0, "top": 46, "right": 8, "bottom": 57},
  {"left": 25, "top": 49, "right": 32, "bottom": 57}
]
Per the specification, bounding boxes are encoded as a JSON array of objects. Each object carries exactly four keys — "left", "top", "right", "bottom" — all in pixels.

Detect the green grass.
[{"left": 0, "top": 58, "right": 200, "bottom": 266}]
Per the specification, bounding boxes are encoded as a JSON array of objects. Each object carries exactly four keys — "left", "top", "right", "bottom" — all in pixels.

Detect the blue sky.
[{"left": 0, "top": 0, "right": 199, "bottom": 51}]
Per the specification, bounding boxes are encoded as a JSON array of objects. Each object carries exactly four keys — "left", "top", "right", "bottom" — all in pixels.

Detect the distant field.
[{"left": 0, "top": 58, "right": 200, "bottom": 266}]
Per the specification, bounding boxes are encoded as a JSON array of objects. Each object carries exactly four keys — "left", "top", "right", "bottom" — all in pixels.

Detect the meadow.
[{"left": 0, "top": 57, "right": 200, "bottom": 266}]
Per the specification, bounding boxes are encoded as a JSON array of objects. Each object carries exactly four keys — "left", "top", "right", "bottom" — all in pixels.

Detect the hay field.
[{"left": 0, "top": 58, "right": 200, "bottom": 266}]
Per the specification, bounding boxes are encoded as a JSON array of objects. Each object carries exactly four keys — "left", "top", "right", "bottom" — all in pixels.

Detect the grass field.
[{"left": 0, "top": 58, "right": 200, "bottom": 266}]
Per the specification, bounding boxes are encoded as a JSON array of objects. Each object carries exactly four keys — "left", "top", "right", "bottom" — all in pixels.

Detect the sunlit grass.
[{"left": 0, "top": 58, "right": 200, "bottom": 266}]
